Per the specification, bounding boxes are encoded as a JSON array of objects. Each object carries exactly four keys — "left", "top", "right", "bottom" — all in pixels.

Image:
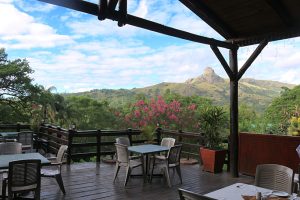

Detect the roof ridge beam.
[{"left": 38, "top": 0, "right": 237, "bottom": 49}]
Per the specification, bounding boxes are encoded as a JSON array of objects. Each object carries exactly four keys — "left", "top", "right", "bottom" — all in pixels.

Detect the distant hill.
[{"left": 64, "top": 67, "right": 295, "bottom": 112}]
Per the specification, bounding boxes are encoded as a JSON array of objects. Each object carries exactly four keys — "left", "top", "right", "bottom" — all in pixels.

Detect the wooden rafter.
[
  {"left": 179, "top": 0, "right": 236, "bottom": 39},
  {"left": 38, "top": 0, "right": 236, "bottom": 49},
  {"left": 237, "top": 40, "right": 268, "bottom": 80},
  {"left": 210, "top": 45, "right": 234, "bottom": 80}
]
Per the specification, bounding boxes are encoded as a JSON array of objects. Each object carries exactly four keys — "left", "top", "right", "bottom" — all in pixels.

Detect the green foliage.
[
  {"left": 0, "top": 48, "right": 41, "bottom": 107},
  {"left": 264, "top": 85, "right": 300, "bottom": 134},
  {"left": 238, "top": 104, "right": 258, "bottom": 132},
  {"left": 0, "top": 103, "right": 30, "bottom": 123},
  {"left": 64, "top": 96, "right": 116, "bottom": 129},
  {"left": 199, "top": 106, "right": 227, "bottom": 149}
]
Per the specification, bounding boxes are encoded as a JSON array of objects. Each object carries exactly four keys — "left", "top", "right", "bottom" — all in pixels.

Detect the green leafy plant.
[
  {"left": 199, "top": 106, "right": 227, "bottom": 149},
  {"left": 141, "top": 125, "right": 156, "bottom": 141},
  {"left": 288, "top": 116, "right": 300, "bottom": 136}
]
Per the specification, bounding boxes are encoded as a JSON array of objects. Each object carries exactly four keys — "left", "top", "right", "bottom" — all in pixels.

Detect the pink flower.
[
  {"left": 188, "top": 104, "right": 197, "bottom": 110},
  {"left": 134, "top": 110, "right": 141, "bottom": 118}
]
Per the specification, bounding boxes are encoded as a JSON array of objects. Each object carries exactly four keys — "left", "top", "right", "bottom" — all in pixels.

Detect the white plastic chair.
[
  {"left": 150, "top": 144, "right": 182, "bottom": 187},
  {"left": 161, "top": 138, "right": 176, "bottom": 148},
  {"left": 116, "top": 137, "right": 131, "bottom": 146},
  {"left": 255, "top": 164, "right": 294, "bottom": 194},
  {"left": 154, "top": 138, "right": 176, "bottom": 161},
  {"left": 41, "top": 145, "right": 68, "bottom": 194},
  {"left": 17, "top": 131, "right": 33, "bottom": 152},
  {"left": 113, "top": 143, "right": 144, "bottom": 186},
  {"left": 0, "top": 142, "right": 22, "bottom": 155}
]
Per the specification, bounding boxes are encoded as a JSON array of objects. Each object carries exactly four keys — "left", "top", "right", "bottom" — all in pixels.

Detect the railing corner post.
[
  {"left": 67, "top": 129, "right": 75, "bottom": 165},
  {"left": 127, "top": 128, "right": 133, "bottom": 146},
  {"left": 96, "top": 130, "right": 101, "bottom": 163},
  {"left": 156, "top": 127, "right": 162, "bottom": 145}
]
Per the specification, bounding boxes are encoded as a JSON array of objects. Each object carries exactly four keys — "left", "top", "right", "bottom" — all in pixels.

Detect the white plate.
[{"left": 272, "top": 191, "right": 289, "bottom": 197}]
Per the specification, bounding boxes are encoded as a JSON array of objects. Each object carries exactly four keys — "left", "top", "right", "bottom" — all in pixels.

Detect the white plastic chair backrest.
[
  {"left": 17, "top": 131, "right": 33, "bottom": 146},
  {"left": 57, "top": 145, "right": 68, "bottom": 163},
  {"left": 115, "top": 143, "right": 129, "bottom": 164},
  {"left": 116, "top": 137, "right": 130, "bottom": 146},
  {"left": 255, "top": 164, "right": 293, "bottom": 194},
  {"left": 161, "top": 138, "right": 176, "bottom": 148},
  {"left": 0, "top": 142, "right": 22, "bottom": 155},
  {"left": 167, "top": 144, "right": 182, "bottom": 165},
  {"left": 296, "top": 145, "right": 300, "bottom": 158}
]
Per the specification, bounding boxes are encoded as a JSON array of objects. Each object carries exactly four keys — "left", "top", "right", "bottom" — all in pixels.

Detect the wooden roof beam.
[
  {"left": 38, "top": 0, "right": 237, "bottom": 49},
  {"left": 228, "top": 27, "right": 300, "bottom": 46},
  {"left": 237, "top": 40, "right": 268, "bottom": 80},
  {"left": 265, "top": 0, "right": 294, "bottom": 27},
  {"left": 179, "top": 0, "right": 237, "bottom": 39}
]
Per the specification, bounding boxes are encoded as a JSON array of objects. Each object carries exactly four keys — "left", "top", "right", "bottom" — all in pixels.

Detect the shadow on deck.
[{"left": 41, "top": 162, "right": 254, "bottom": 200}]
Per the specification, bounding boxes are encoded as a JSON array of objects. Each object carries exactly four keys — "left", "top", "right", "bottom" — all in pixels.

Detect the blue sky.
[{"left": 1, "top": 0, "right": 300, "bottom": 93}]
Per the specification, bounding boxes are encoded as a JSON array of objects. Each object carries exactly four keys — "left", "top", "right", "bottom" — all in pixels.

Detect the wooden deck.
[{"left": 39, "top": 162, "right": 254, "bottom": 200}]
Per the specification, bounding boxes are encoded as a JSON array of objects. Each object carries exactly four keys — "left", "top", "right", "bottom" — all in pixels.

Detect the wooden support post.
[
  {"left": 17, "top": 123, "right": 20, "bottom": 132},
  {"left": 67, "top": 129, "right": 74, "bottom": 165},
  {"left": 229, "top": 48, "right": 239, "bottom": 177},
  {"left": 156, "top": 128, "right": 162, "bottom": 145},
  {"left": 128, "top": 128, "right": 133, "bottom": 146},
  {"left": 98, "top": 0, "right": 107, "bottom": 20},
  {"left": 96, "top": 130, "right": 101, "bottom": 163},
  {"left": 118, "top": 0, "right": 127, "bottom": 27}
]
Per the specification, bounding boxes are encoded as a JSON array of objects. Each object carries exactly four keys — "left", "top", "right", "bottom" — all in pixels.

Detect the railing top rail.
[
  {"left": 159, "top": 129, "right": 203, "bottom": 138},
  {"left": 0, "top": 124, "right": 31, "bottom": 129}
]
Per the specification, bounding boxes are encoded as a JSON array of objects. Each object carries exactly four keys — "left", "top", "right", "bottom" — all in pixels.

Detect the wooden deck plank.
[{"left": 6, "top": 162, "right": 254, "bottom": 200}]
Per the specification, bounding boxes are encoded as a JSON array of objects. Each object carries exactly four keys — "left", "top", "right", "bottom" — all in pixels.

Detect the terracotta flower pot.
[{"left": 200, "top": 147, "right": 227, "bottom": 173}]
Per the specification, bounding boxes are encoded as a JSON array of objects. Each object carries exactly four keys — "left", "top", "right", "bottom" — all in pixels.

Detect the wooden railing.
[
  {"left": 38, "top": 124, "right": 229, "bottom": 169},
  {"left": 155, "top": 128, "right": 205, "bottom": 162},
  {"left": 38, "top": 124, "right": 145, "bottom": 164},
  {"left": 0, "top": 123, "right": 31, "bottom": 132}
]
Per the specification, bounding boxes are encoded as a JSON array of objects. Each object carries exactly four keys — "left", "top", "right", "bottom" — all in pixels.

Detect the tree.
[
  {"left": 0, "top": 48, "right": 40, "bottom": 108},
  {"left": 264, "top": 85, "right": 300, "bottom": 134},
  {"left": 65, "top": 96, "right": 116, "bottom": 129}
]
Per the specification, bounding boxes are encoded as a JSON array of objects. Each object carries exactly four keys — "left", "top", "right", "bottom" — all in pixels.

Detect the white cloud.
[
  {"left": 0, "top": 3, "right": 73, "bottom": 49},
  {"left": 2, "top": 0, "right": 300, "bottom": 93},
  {"left": 132, "top": 0, "right": 148, "bottom": 17},
  {"left": 15, "top": 0, "right": 56, "bottom": 13}
]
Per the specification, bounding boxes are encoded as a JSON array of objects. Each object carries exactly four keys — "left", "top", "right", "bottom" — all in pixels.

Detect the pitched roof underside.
[{"left": 180, "top": 0, "right": 300, "bottom": 46}]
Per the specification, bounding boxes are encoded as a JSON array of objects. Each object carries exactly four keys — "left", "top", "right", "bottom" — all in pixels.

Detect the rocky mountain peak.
[{"left": 185, "top": 67, "right": 225, "bottom": 84}]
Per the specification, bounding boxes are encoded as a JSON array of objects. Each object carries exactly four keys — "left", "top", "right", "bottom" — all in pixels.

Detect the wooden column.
[
  {"left": 67, "top": 129, "right": 74, "bottom": 165},
  {"left": 229, "top": 48, "right": 239, "bottom": 177},
  {"left": 96, "top": 130, "right": 101, "bottom": 163},
  {"left": 128, "top": 128, "right": 133, "bottom": 146}
]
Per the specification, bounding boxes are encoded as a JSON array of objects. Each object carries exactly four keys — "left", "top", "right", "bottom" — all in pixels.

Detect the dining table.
[
  {"left": 0, "top": 132, "right": 19, "bottom": 139},
  {"left": 204, "top": 183, "right": 298, "bottom": 200},
  {"left": 0, "top": 152, "right": 50, "bottom": 169},
  {"left": 128, "top": 144, "right": 169, "bottom": 181}
]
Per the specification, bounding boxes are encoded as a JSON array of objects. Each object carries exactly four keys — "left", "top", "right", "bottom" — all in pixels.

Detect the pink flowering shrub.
[{"left": 120, "top": 96, "right": 199, "bottom": 132}]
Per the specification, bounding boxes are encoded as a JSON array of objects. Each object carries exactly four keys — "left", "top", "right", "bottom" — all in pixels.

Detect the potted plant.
[{"left": 199, "top": 106, "right": 228, "bottom": 173}]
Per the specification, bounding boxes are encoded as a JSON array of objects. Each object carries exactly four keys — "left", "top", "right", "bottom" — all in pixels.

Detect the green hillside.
[{"left": 64, "top": 67, "right": 295, "bottom": 112}]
